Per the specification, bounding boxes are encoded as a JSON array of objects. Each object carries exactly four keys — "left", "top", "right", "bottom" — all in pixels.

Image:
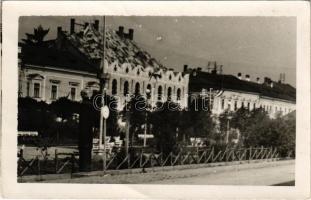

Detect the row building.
[
  {"left": 18, "top": 18, "right": 296, "bottom": 118},
  {"left": 185, "top": 63, "right": 296, "bottom": 118},
  {"left": 18, "top": 19, "right": 189, "bottom": 110}
]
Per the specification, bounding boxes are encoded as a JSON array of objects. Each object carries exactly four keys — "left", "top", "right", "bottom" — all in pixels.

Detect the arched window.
[
  {"left": 157, "top": 86, "right": 162, "bottom": 101},
  {"left": 146, "top": 84, "right": 152, "bottom": 99},
  {"left": 167, "top": 87, "right": 172, "bottom": 101},
  {"left": 112, "top": 79, "right": 117, "bottom": 95},
  {"left": 177, "top": 88, "right": 181, "bottom": 101},
  {"left": 135, "top": 82, "right": 140, "bottom": 95},
  {"left": 123, "top": 81, "right": 129, "bottom": 96}
]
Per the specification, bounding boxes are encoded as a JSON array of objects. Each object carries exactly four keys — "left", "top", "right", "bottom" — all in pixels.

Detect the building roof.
[
  {"left": 61, "top": 23, "right": 166, "bottom": 71},
  {"left": 20, "top": 44, "right": 98, "bottom": 74},
  {"left": 20, "top": 21, "right": 169, "bottom": 74},
  {"left": 189, "top": 71, "right": 296, "bottom": 102}
]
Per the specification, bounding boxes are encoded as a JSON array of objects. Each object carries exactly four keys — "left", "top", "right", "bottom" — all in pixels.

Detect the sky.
[{"left": 19, "top": 16, "right": 296, "bottom": 87}]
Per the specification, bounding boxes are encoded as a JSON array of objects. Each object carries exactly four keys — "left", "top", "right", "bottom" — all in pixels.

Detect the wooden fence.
[{"left": 18, "top": 146, "right": 280, "bottom": 177}]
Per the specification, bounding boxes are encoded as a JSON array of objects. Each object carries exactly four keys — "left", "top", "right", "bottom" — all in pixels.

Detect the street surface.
[{"left": 36, "top": 160, "right": 294, "bottom": 185}]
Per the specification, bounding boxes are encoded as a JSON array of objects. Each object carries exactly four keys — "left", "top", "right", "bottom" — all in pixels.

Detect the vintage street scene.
[{"left": 17, "top": 16, "right": 296, "bottom": 185}]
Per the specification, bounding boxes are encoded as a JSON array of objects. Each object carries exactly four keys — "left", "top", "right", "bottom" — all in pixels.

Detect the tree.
[
  {"left": 122, "top": 94, "right": 148, "bottom": 145},
  {"left": 91, "top": 91, "right": 120, "bottom": 141},
  {"left": 18, "top": 97, "right": 49, "bottom": 132},
  {"left": 150, "top": 101, "right": 181, "bottom": 154},
  {"left": 22, "top": 25, "right": 50, "bottom": 46},
  {"left": 180, "top": 98, "right": 215, "bottom": 144}
]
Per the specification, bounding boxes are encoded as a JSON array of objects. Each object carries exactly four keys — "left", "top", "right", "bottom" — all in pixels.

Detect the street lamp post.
[
  {"left": 143, "top": 89, "right": 151, "bottom": 147},
  {"left": 125, "top": 95, "right": 130, "bottom": 156}
]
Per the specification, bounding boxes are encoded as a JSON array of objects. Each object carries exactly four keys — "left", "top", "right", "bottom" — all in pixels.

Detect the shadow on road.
[{"left": 272, "top": 180, "right": 295, "bottom": 186}]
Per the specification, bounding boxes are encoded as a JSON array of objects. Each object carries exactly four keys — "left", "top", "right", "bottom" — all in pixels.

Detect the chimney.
[
  {"left": 117, "top": 26, "right": 124, "bottom": 38},
  {"left": 93, "top": 20, "right": 99, "bottom": 31},
  {"left": 70, "top": 18, "right": 75, "bottom": 34},
  {"left": 183, "top": 65, "right": 188, "bottom": 72},
  {"left": 245, "top": 74, "right": 250, "bottom": 81},
  {"left": 128, "top": 29, "right": 134, "bottom": 40},
  {"left": 84, "top": 22, "right": 89, "bottom": 29},
  {"left": 256, "top": 77, "right": 260, "bottom": 84},
  {"left": 264, "top": 77, "right": 271, "bottom": 84},
  {"left": 237, "top": 72, "right": 242, "bottom": 80}
]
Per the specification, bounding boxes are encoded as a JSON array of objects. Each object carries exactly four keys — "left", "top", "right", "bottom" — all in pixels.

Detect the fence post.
[
  {"left": 55, "top": 149, "right": 58, "bottom": 174},
  {"left": 249, "top": 147, "right": 252, "bottom": 161}
]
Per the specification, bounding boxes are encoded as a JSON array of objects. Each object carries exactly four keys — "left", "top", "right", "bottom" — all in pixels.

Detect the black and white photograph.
[
  {"left": 16, "top": 15, "right": 297, "bottom": 185},
  {"left": 1, "top": 1, "right": 310, "bottom": 199}
]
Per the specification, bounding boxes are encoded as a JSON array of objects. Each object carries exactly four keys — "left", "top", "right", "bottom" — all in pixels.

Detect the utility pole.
[
  {"left": 209, "top": 88, "right": 212, "bottom": 111},
  {"left": 99, "top": 16, "right": 107, "bottom": 172}
]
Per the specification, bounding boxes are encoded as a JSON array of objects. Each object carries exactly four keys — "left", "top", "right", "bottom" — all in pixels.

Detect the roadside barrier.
[{"left": 17, "top": 146, "right": 282, "bottom": 179}]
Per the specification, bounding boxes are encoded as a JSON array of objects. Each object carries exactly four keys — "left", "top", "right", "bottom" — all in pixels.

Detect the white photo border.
[{"left": 2, "top": 1, "right": 310, "bottom": 199}]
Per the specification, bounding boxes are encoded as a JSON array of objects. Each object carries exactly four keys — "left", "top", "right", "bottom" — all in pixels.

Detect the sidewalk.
[{"left": 18, "top": 159, "right": 293, "bottom": 183}]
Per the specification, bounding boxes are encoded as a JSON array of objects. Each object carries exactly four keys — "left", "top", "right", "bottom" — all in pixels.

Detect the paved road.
[
  {"left": 149, "top": 161, "right": 294, "bottom": 185},
  {"left": 35, "top": 160, "right": 294, "bottom": 185}
]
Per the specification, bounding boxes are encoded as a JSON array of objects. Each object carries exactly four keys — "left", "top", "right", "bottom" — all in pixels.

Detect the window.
[
  {"left": 135, "top": 82, "right": 140, "bottom": 95},
  {"left": 247, "top": 102, "right": 250, "bottom": 110},
  {"left": 147, "top": 84, "right": 152, "bottom": 99},
  {"left": 158, "top": 86, "right": 162, "bottom": 101},
  {"left": 112, "top": 79, "right": 118, "bottom": 95},
  {"left": 167, "top": 87, "right": 172, "bottom": 101},
  {"left": 241, "top": 101, "right": 244, "bottom": 108},
  {"left": 177, "top": 88, "right": 181, "bottom": 101},
  {"left": 123, "top": 81, "right": 129, "bottom": 96},
  {"left": 234, "top": 101, "right": 237, "bottom": 111},
  {"left": 253, "top": 103, "right": 256, "bottom": 109},
  {"left": 51, "top": 85, "right": 57, "bottom": 100},
  {"left": 221, "top": 99, "right": 225, "bottom": 110},
  {"left": 125, "top": 68, "right": 129, "bottom": 73},
  {"left": 70, "top": 87, "right": 76, "bottom": 101},
  {"left": 33, "top": 83, "right": 40, "bottom": 98},
  {"left": 26, "top": 82, "right": 30, "bottom": 96}
]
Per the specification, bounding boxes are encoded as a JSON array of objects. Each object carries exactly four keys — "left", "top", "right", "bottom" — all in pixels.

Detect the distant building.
[
  {"left": 185, "top": 64, "right": 296, "bottom": 118},
  {"left": 18, "top": 18, "right": 189, "bottom": 110}
]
